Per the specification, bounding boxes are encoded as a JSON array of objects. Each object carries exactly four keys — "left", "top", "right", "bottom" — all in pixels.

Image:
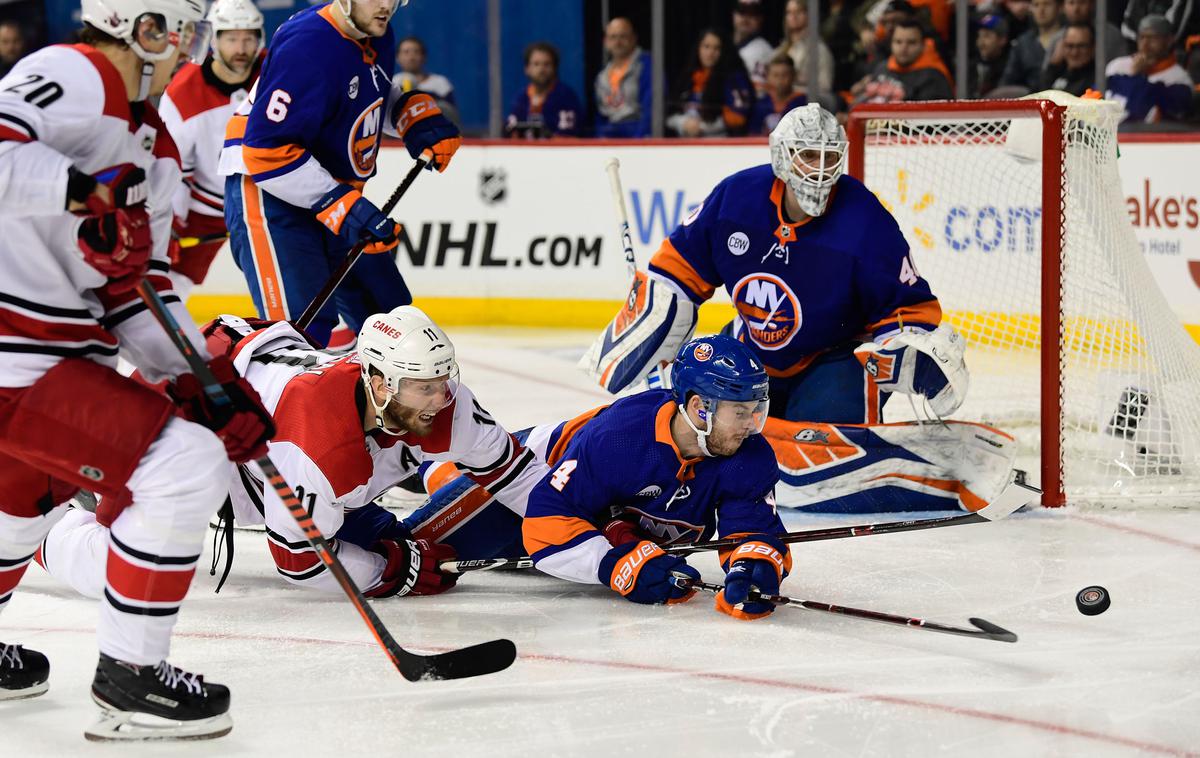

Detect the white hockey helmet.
[
  {"left": 334, "top": 0, "right": 408, "bottom": 37},
  {"left": 82, "top": 0, "right": 212, "bottom": 63},
  {"left": 357, "top": 305, "right": 459, "bottom": 434},
  {"left": 769, "top": 103, "right": 848, "bottom": 217},
  {"left": 207, "top": 0, "right": 263, "bottom": 58}
]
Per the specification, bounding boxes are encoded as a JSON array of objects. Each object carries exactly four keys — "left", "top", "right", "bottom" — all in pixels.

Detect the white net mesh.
[{"left": 854, "top": 94, "right": 1200, "bottom": 507}]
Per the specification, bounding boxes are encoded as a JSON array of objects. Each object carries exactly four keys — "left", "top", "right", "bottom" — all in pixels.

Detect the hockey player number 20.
[
  {"left": 266, "top": 89, "right": 291, "bottom": 122},
  {"left": 549, "top": 460, "right": 578, "bottom": 492}
]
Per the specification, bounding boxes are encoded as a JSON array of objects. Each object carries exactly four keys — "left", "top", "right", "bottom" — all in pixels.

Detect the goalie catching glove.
[
  {"left": 716, "top": 534, "right": 792, "bottom": 620},
  {"left": 854, "top": 323, "right": 969, "bottom": 416}
]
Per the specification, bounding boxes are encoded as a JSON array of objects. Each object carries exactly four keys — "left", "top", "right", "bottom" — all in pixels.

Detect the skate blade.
[
  {"left": 0, "top": 680, "right": 49, "bottom": 700},
  {"left": 84, "top": 706, "right": 232, "bottom": 742}
]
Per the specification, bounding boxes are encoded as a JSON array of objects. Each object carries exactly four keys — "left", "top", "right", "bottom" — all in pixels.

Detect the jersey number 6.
[
  {"left": 266, "top": 89, "right": 291, "bottom": 123},
  {"left": 549, "top": 459, "right": 578, "bottom": 492}
]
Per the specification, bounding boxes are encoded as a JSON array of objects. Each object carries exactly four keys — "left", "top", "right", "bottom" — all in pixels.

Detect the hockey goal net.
[{"left": 847, "top": 94, "right": 1200, "bottom": 508}]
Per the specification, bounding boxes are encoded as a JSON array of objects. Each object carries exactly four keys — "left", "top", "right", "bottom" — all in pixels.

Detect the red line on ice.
[{"left": 1067, "top": 512, "right": 1200, "bottom": 552}]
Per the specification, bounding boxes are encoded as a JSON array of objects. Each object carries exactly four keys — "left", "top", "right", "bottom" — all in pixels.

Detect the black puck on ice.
[{"left": 1076, "top": 585, "right": 1111, "bottom": 616}]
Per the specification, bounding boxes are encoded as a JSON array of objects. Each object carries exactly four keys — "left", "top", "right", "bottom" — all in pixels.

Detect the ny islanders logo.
[
  {"left": 731, "top": 273, "right": 801, "bottom": 351},
  {"left": 347, "top": 97, "right": 384, "bottom": 179},
  {"left": 692, "top": 342, "right": 713, "bottom": 362}
]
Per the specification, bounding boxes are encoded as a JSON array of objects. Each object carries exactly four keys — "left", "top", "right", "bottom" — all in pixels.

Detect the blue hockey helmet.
[{"left": 671, "top": 335, "right": 770, "bottom": 456}]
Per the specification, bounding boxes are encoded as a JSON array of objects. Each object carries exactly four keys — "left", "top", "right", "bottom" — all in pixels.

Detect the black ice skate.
[
  {"left": 85, "top": 653, "right": 232, "bottom": 741},
  {"left": 0, "top": 643, "right": 49, "bottom": 700}
]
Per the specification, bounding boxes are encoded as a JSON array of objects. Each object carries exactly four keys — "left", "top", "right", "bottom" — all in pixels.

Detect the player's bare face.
[
  {"left": 380, "top": 377, "right": 451, "bottom": 436},
  {"left": 215, "top": 30, "right": 259, "bottom": 77},
  {"left": 705, "top": 401, "right": 766, "bottom": 456},
  {"left": 142, "top": 20, "right": 194, "bottom": 97},
  {"left": 350, "top": 0, "right": 394, "bottom": 38}
]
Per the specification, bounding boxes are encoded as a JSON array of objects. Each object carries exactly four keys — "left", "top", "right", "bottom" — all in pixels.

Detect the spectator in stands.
[
  {"left": 1106, "top": 14, "right": 1194, "bottom": 123},
  {"left": 1003, "top": 0, "right": 1035, "bottom": 40},
  {"left": 1041, "top": 22, "right": 1098, "bottom": 94},
  {"left": 733, "top": 0, "right": 775, "bottom": 95},
  {"left": 775, "top": 0, "right": 834, "bottom": 97},
  {"left": 822, "top": 0, "right": 862, "bottom": 91},
  {"left": 1045, "top": 0, "right": 1126, "bottom": 67},
  {"left": 594, "top": 17, "right": 652, "bottom": 138},
  {"left": 972, "top": 14, "right": 1012, "bottom": 98},
  {"left": 851, "top": 18, "right": 953, "bottom": 103},
  {"left": 505, "top": 42, "right": 583, "bottom": 139},
  {"left": 0, "top": 20, "right": 23, "bottom": 78},
  {"left": 393, "top": 36, "right": 458, "bottom": 125},
  {"left": 666, "top": 28, "right": 754, "bottom": 137},
  {"left": 1121, "top": 0, "right": 1198, "bottom": 53},
  {"left": 748, "top": 54, "right": 807, "bottom": 135},
  {"left": 1002, "top": 0, "right": 1063, "bottom": 92}
]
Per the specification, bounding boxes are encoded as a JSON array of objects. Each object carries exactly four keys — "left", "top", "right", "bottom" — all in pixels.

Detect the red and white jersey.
[
  {"left": 0, "top": 44, "right": 205, "bottom": 388},
  {"left": 218, "top": 320, "right": 544, "bottom": 526},
  {"left": 159, "top": 56, "right": 262, "bottom": 219}
]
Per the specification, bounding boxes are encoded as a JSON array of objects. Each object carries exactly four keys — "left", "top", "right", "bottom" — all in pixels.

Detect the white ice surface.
[{"left": 3, "top": 329, "right": 1199, "bottom": 757}]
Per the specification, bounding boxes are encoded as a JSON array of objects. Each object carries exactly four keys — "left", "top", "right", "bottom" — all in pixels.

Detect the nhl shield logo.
[
  {"left": 479, "top": 168, "right": 507, "bottom": 205},
  {"left": 348, "top": 75, "right": 360, "bottom": 99}
]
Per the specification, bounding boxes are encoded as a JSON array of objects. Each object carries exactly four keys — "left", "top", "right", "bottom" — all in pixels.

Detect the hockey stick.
[
  {"left": 439, "top": 478, "right": 1039, "bottom": 574},
  {"left": 678, "top": 579, "right": 1018, "bottom": 643},
  {"left": 134, "top": 281, "right": 517, "bottom": 682},
  {"left": 605, "top": 157, "right": 637, "bottom": 279},
  {"left": 295, "top": 157, "right": 427, "bottom": 331},
  {"left": 175, "top": 232, "right": 228, "bottom": 249}
]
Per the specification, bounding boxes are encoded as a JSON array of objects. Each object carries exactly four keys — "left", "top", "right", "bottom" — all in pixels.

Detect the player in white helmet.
[
  {"left": 160, "top": 0, "right": 265, "bottom": 299},
  {"left": 579, "top": 103, "right": 1014, "bottom": 515},
  {"left": 0, "top": 0, "right": 275, "bottom": 740},
  {"left": 40, "top": 306, "right": 546, "bottom": 607}
]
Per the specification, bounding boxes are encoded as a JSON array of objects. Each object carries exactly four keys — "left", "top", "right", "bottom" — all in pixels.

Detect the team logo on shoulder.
[
  {"left": 682, "top": 201, "right": 704, "bottom": 227},
  {"left": 348, "top": 75, "right": 360, "bottom": 99},
  {"left": 731, "top": 273, "right": 801, "bottom": 351},
  {"left": 692, "top": 342, "right": 713, "bottom": 362},
  {"left": 347, "top": 97, "right": 384, "bottom": 178},
  {"left": 727, "top": 231, "right": 749, "bottom": 256}
]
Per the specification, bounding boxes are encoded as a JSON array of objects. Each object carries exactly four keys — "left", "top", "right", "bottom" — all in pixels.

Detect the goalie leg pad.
[{"left": 578, "top": 271, "right": 697, "bottom": 394}]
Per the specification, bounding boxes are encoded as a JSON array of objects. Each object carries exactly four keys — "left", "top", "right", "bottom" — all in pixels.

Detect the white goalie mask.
[
  {"left": 207, "top": 0, "right": 264, "bottom": 56},
  {"left": 82, "top": 0, "right": 212, "bottom": 64},
  {"left": 769, "top": 103, "right": 848, "bottom": 217},
  {"left": 357, "top": 306, "right": 460, "bottom": 436},
  {"left": 334, "top": 0, "right": 407, "bottom": 37}
]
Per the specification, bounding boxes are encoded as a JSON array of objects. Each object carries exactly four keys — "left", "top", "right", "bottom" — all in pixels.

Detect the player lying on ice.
[
  {"left": 579, "top": 102, "right": 1016, "bottom": 513},
  {"left": 39, "top": 306, "right": 543, "bottom": 601},
  {"left": 523, "top": 335, "right": 791, "bottom": 619}
]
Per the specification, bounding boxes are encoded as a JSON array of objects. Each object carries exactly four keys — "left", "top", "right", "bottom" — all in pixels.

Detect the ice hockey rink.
[{"left": 4, "top": 328, "right": 1200, "bottom": 757}]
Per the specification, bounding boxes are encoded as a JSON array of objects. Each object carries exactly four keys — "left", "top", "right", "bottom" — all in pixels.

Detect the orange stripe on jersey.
[
  {"left": 242, "top": 142, "right": 307, "bottom": 177},
  {"left": 648, "top": 239, "right": 716, "bottom": 301},
  {"left": 411, "top": 484, "right": 493, "bottom": 542},
  {"left": 522, "top": 515, "right": 598, "bottom": 557},
  {"left": 874, "top": 473, "right": 987, "bottom": 512},
  {"left": 225, "top": 113, "right": 247, "bottom": 143},
  {"left": 866, "top": 299, "right": 943, "bottom": 333},
  {"left": 546, "top": 404, "right": 608, "bottom": 466},
  {"left": 653, "top": 400, "right": 702, "bottom": 481},
  {"left": 242, "top": 175, "right": 287, "bottom": 319},
  {"left": 317, "top": 5, "right": 376, "bottom": 64},
  {"left": 423, "top": 461, "right": 459, "bottom": 493}
]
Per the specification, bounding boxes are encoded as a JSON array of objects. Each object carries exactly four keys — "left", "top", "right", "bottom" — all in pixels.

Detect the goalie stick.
[
  {"left": 438, "top": 477, "right": 1039, "bottom": 574},
  {"left": 135, "top": 281, "right": 517, "bottom": 682},
  {"left": 677, "top": 578, "right": 1019, "bottom": 643},
  {"left": 295, "top": 156, "right": 428, "bottom": 331}
]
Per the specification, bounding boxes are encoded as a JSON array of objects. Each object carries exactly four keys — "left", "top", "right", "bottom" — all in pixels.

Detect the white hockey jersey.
[
  {"left": 0, "top": 44, "right": 207, "bottom": 387},
  {"left": 213, "top": 318, "right": 545, "bottom": 591},
  {"left": 159, "top": 56, "right": 261, "bottom": 220}
]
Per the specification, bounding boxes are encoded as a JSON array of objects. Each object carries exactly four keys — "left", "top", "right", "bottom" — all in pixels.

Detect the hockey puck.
[{"left": 1075, "top": 585, "right": 1111, "bottom": 616}]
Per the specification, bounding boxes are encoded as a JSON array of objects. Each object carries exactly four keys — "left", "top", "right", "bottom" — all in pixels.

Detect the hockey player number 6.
[
  {"left": 549, "top": 460, "right": 578, "bottom": 492},
  {"left": 266, "top": 89, "right": 291, "bottom": 123}
]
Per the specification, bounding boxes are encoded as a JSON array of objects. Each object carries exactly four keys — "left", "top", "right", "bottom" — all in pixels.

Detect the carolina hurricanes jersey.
[
  {"left": 160, "top": 54, "right": 263, "bottom": 219},
  {"left": 219, "top": 4, "right": 404, "bottom": 209},
  {"left": 523, "top": 389, "right": 785, "bottom": 585},
  {"left": 648, "top": 165, "right": 941, "bottom": 378},
  {"left": 0, "top": 44, "right": 206, "bottom": 388}
]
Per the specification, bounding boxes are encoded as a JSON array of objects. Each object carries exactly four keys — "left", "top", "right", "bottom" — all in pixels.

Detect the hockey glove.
[
  {"left": 392, "top": 92, "right": 461, "bottom": 173},
  {"left": 598, "top": 540, "right": 699, "bottom": 605},
  {"left": 365, "top": 536, "right": 458, "bottom": 597},
  {"left": 716, "top": 534, "right": 790, "bottom": 621},
  {"left": 168, "top": 354, "right": 276, "bottom": 463},
  {"left": 311, "top": 184, "right": 401, "bottom": 254},
  {"left": 602, "top": 513, "right": 645, "bottom": 547},
  {"left": 336, "top": 502, "right": 411, "bottom": 550},
  {"left": 854, "top": 325, "right": 968, "bottom": 416},
  {"left": 71, "top": 164, "right": 152, "bottom": 293}
]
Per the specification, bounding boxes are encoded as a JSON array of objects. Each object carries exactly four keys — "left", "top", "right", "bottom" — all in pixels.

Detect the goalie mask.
[
  {"left": 357, "top": 305, "right": 459, "bottom": 436},
  {"left": 769, "top": 103, "right": 847, "bottom": 217},
  {"left": 671, "top": 335, "right": 770, "bottom": 458},
  {"left": 82, "top": 0, "right": 211, "bottom": 64}
]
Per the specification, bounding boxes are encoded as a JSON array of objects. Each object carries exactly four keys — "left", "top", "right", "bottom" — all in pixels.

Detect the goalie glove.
[{"left": 854, "top": 323, "right": 969, "bottom": 417}]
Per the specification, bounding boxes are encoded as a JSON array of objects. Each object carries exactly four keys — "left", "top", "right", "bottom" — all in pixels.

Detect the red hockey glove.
[
  {"left": 168, "top": 354, "right": 276, "bottom": 463},
  {"left": 603, "top": 513, "right": 643, "bottom": 547},
  {"left": 364, "top": 536, "right": 458, "bottom": 598},
  {"left": 71, "top": 164, "right": 152, "bottom": 293}
]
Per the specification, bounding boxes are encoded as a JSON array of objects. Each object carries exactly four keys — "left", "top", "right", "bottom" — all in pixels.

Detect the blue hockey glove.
[
  {"left": 335, "top": 502, "right": 410, "bottom": 550},
  {"left": 312, "top": 184, "right": 400, "bottom": 253},
  {"left": 598, "top": 540, "right": 699, "bottom": 605},
  {"left": 391, "top": 92, "right": 461, "bottom": 172},
  {"left": 716, "top": 534, "right": 791, "bottom": 620}
]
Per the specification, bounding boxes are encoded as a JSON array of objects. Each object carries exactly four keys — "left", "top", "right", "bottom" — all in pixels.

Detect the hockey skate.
[
  {"left": 0, "top": 643, "right": 49, "bottom": 700},
  {"left": 85, "top": 653, "right": 231, "bottom": 741}
]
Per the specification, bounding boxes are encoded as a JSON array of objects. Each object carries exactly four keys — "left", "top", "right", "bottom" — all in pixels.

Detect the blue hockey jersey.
[
  {"left": 523, "top": 389, "right": 785, "bottom": 584},
  {"left": 505, "top": 81, "right": 583, "bottom": 137},
  {"left": 648, "top": 165, "right": 941, "bottom": 378},
  {"left": 219, "top": 4, "right": 401, "bottom": 208}
]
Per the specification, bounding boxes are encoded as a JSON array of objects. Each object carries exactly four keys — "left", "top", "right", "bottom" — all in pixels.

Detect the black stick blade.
[
  {"left": 398, "top": 638, "right": 518, "bottom": 682},
  {"left": 968, "top": 618, "right": 1019, "bottom": 643}
]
